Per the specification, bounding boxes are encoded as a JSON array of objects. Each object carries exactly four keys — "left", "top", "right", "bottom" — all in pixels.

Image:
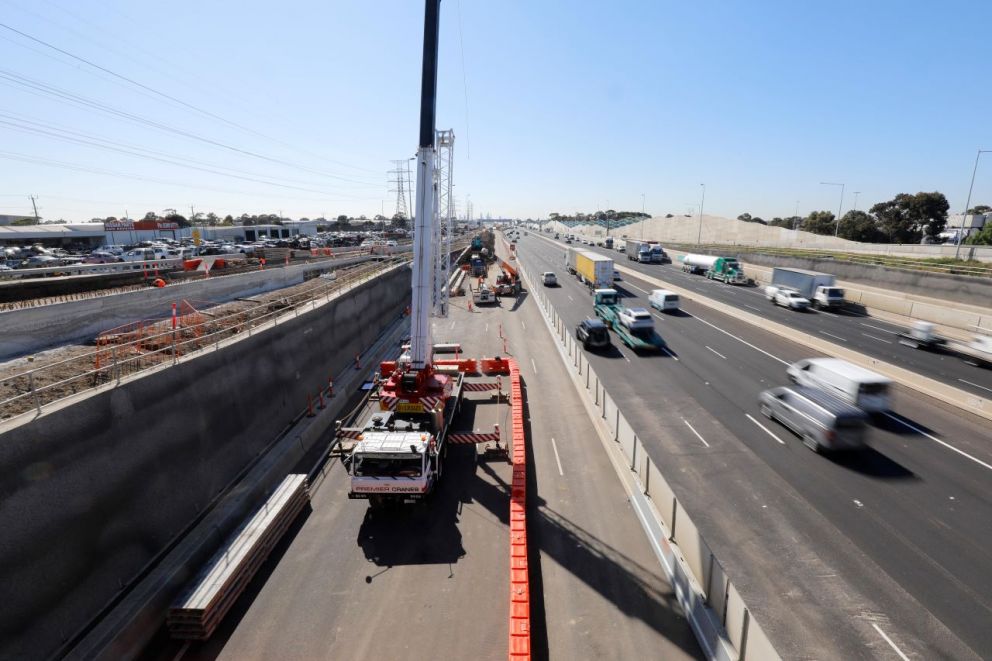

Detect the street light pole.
[
  {"left": 696, "top": 184, "right": 706, "bottom": 244},
  {"left": 641, "top": 193, "right": 645, "bottom": 239},
  {"left": 956, "top": 149, "right": 990, "bottom": 260},
  {"left": 820, "top": 182, "right": 845, "bottom": 236},
  {"left": 852, "top": 191, "right": 861, "bottom": 212},
  {"left": 794, "top": 200, "right": 800, "bottom": 230}
]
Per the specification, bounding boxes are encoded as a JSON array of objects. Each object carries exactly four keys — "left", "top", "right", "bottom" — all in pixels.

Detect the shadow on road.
[
  {"left": 873, "top": 411, "right": 937, "bottom": 436},
  {"left": 830, "top": 446, "right": 917, "bottom": 479}
]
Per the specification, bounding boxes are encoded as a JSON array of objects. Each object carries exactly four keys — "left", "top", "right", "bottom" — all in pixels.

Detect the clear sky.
[{"left": 0, "top": 0, "right": 990, "bottom": 223}]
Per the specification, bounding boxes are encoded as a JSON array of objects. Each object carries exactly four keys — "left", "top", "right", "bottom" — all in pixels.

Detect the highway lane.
[
  {"left": 551, "top": 235, "right": 992, "bottom": 399},
  {"left": 146, "top": 266, "right": 700, "bottom": 661},
  {"left": 516, "top": 233, "right": 990, "bottom": 660},
  {"left": 473, "top": 265, "right": 702, "bottom": 660}
]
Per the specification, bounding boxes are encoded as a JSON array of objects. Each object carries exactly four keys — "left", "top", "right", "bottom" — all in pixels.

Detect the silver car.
[{"left": 759, "top": 386, "right": 868, "bottom": 453}]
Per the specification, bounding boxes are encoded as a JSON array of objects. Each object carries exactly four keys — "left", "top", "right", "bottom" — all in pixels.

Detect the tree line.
[
  {"left": 736, "top": 192, "right": 992, "bottom": 244},
  {"left": 548, "top": 210, "right": 650, "bottom": 222}
]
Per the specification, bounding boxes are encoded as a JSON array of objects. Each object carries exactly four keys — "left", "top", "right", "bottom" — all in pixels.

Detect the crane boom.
[{"left": 409, "top": 0, "right": 442, "bottom": 371}]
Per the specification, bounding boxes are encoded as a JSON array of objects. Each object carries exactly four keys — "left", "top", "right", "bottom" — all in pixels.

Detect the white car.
[
  {"left": 648, "top": 289, "right": 680, "bottom": 312},
  {"left": 542, "top": 271, "right": 557, "bottom": 286},
  {"left": 618, "top": 307, "right": 654, "bottom": 331},
  {"left": 766, "top": 286, "right": 809, "bottom": 310}
]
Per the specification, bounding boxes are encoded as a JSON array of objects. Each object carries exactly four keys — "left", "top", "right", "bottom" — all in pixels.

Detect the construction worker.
[{"left": 152, "top": 277, "right": 166, "bottom": 288}]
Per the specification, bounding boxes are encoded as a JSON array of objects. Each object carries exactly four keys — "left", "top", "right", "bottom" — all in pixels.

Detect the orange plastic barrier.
[
  {"left": 507, "top": 359, "right": 530, "bottom": 660},
  {"left": 480, "top": 357, "right": 510, "bottom": 375},
  {"left": 434, "top": 358, "right": 478, "bottom": 373},
  {"left": 183, "top": 258, "right": 203, "bottom": 271}
]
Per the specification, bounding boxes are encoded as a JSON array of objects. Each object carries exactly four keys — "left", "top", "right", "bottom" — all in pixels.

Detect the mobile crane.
[{"left": 340, "top": 0, "right": 466, "bottom": 507}]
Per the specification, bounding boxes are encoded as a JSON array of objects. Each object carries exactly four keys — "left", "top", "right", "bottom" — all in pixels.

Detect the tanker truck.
[{"left": 680, "top": 254, "right": 746, "bottom": 284}]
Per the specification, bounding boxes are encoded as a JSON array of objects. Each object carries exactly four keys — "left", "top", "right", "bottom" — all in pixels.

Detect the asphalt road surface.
[
  {"left": 560, "top": 237, "right": 992, "bottom": 400},
  {"left": 515, "top": 231, "right": 991, "bottom": 660},
  {"left": 144, "top": 260, "right": 701, "bottom": 661}
]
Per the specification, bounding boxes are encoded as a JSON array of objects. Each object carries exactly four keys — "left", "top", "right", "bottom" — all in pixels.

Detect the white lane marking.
[
  {"left": 530, "top": 357, "right": 538, "bottom": 374},
  {"left": 521, "top": 320, "right": 526, "bottom": 331},
  {"left": 871, "top": 623, "right": 911, "bottom": 661},
  {"left": 861, "top": 333, "right": 892, "bottom": 344},
  {"left": 819, "top": 330, "right": 848, "bottom": 342},
  {"left": 450, "top": 321, "right": 455, "bottom": 329},
  {"left": 485, "top": 323, "right": 489, "bottom": 333},
  {"left": 746, "top": 413, "right": 786, "bottom": 445},
  {"left": 661, "top": 347, "right": 679, "bottom": 361},
  {"left": 686, "top": 312, "right": 789, "bottom": 366},
  {"left": 567, "top": 295, "right": 574, "bottom": 302},
  {"left": 959, "top": 378, "right": 992, "bottom": 394},
  {"left": 682, "top": 419, "right": 710, "bottom": 447},
  {"left": 626, "top": 283, "right": 649, "bottom": 295},
  {"left": 744, "top": 304, "right": 761, "bottom": 312},
  {"left": 861, "top": 323, "right": 897, "bottom": 334},
  {"left": 550, "top": 437, "right": 565, "bottom": 476},
  {"left": 883, "top": 412, "right": 992, "bottom": 472},
  {"left": 853, "top": 499, "right": 864, "bottom": 508},
  {"left": 705, "top": 345, "right": 727, "bottom": 360}
]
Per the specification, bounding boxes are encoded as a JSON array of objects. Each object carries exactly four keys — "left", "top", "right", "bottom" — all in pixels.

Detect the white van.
[
  {"left": 786, "top": 358, "right": 891, "bottom": 412},
  {"left": 649, "top": 289, "right": 680, "bottom": 312}
]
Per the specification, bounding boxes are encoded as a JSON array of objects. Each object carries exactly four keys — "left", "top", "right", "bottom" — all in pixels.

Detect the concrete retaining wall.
[
  {"left": 551, "top": 216, "right": 992, "bottom": 261},
  {"left": 736, "top": 251, "right": 992, "bottom": 309},
  {"left": 0, "top": 264, "right": 411, "bottom": 660},
  {"left": 663, "top": 248, "right": 992, "bottom": 335},
  {"left": 0, "top": 255, "right": 372, "bottom": 361}
]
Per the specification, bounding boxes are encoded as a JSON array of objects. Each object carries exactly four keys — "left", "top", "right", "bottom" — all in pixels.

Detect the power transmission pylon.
[{"left": 389, "top": 159, "right": 412, "bottom": 220}]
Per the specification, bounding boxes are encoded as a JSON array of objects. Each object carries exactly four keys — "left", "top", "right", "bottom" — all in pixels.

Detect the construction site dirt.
[{"left": 0, "top": 260, "right": 399, "bottom": 420}]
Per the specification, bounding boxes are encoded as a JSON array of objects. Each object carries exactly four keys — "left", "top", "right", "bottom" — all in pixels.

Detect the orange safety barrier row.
[
  {"left": 507, "top": 358, "right": 530, "bottom": 660},
  {"left": 434, "top": 358, "right": 478, "bottom": 374},
  {"left": 480, "top": 357, "right": 511, "bottom": 375}
]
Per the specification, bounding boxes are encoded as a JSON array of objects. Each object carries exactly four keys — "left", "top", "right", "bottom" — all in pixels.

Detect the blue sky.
[{"left": 0, "top": 0, "right": 990, "bottom": 222}]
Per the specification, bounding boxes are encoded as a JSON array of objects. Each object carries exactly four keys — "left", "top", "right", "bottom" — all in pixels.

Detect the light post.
[
  {"left": 794, "top": 200, "right": 800, "bottom": 230},
  {"left": 640, "top": 193, "right": 645, "bottom": 239},
  {"left": 820, "top": 182, "right": 845, "bottom": 236},
  {"left": 696, "top": 184, "right": 706, "bottom": 244},
  {"left": 852, "top": 191, "right": 861, "bottom": 212},
  {"left": 956, "top": 149, "right": 990, "bottom": 259}
]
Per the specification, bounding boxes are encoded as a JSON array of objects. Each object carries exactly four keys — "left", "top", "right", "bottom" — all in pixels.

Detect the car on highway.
[
  {"left": 542, "top": 271, "right": 557, "bottom": 286},
  {"left": 617, "top": 307, "right": 653, "bottom": 331},
  {"left": 576, "top": 318, "right": 610, "bottom": 350},
  {"left": 648, "top": 289, "right": 680, "bottom": 312},
  {"left": 766, "top": 286, "right": 809, "bottom": 310},
  {"left": 787, "top": 358, "right": 892, "bottom": 412},
  {"left": 759, "top": 386, "right": 869, "bottom": 453}
]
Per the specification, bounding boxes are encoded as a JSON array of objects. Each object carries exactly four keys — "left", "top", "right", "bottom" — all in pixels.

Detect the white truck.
[
  {"left": 769, "top": 267, "right": 845, "bottom": 310},
  {"left": 625, "top": 239, "right": 654, "bottom": 263},
  {"left": 896, "top": 322, "right": 992, "bottom": 368}
]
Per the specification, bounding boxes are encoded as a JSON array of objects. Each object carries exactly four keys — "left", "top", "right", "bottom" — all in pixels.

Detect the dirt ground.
[{"left": 0, "top": 261, "right": 389, "bottom": 420}]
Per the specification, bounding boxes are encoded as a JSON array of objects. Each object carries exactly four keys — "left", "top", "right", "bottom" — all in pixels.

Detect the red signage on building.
[{"left": 134, "top": 220, "right": 180, "bottom": 231}]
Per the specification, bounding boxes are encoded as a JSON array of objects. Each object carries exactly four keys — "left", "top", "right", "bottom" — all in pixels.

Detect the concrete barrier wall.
[
  {"left": 0, "top": 265, "right": 411, "bottom": 660},
  {"left": 666, "top": 249, "right": 992, "bottom": 334},
  {"left": 0, "top": 255, "right": 371, "bottom": 360},
  {"left": 735, "top": 251, "right": 992, "bottom": 309},
  {"left": 549, "top": 216, "right": 992, "bottom": 261},
  {"left": 522, "top": 260, "right": 777, "bottom": 661}
]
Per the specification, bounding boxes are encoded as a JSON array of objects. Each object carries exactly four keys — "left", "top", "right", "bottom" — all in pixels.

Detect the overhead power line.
[
  {"left": 0, "top": 150, "right": 381, "bottom": 202},
  {"left": 0, "top": 68, "right": 381, "bottom": 185},
  {"left": 0, "top": 110, "right": 380, "bottom": 195}
]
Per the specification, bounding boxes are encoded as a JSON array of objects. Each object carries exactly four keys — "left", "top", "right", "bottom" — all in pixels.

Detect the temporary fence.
[
  {"left": 0, "top": 259, "right": 405, "bottom": 421},
  {"left": 516, "top": 259, "right": 780, "bottom": 661}
]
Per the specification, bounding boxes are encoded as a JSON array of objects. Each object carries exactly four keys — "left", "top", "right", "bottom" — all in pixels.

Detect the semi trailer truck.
[
  {"left": 681, "top": 254, "right": 746, "bottom": 284},
  {"left": 565, "top": 248, "right": 614, "bottom": 290}
]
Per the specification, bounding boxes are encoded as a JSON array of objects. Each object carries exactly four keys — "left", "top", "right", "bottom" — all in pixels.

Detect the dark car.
[{"left": 576, "top": 318, "right": 610, "bottom": 350}]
